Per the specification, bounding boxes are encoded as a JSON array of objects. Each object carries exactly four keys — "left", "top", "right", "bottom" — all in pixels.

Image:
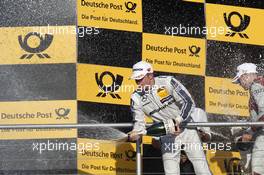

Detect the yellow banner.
[
  {"left": 0, "top": 26, "right": 76, "bottom": 64},
  {"left": 142, "top": 33, "right": 206, "bottom": 76},
  {"left": 205, "top": 77, "right": 249, "bottom": 117},
  {"left": 0, "top": 128, "right": 77, "bottom": 140},
  {"left": 0, "top": 100, "right": 77, "bottom": 124},
  {"left": 78, "top": 64, "right": 136, "bottom": 105},
  {"left": 78, "top": 138, "right": 136, "bottom": 175},
  {"left": 206, "top": 3, "right": 264, "bottom": 46},
  {"left": 207, "top": 150, "right": 241, "bottom": 175},
  {"left": 77, "top": 0, "right": 142, "bottom": 32}
]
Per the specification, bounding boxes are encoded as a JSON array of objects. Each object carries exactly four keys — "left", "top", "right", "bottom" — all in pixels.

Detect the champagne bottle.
[
  {"left": 146, "top": 122, "right": 167, "bottom": 137},
  {"left": 126, "top": 120, "right": 176, "bottom": 141}
]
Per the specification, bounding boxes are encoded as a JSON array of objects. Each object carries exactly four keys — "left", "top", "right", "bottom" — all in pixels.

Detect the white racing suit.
[
  {"left": 248, "top": 76, "right": 264, "bottom": 174},
  {"left": 130, "top": 76, "right": 211, "bottom": 175}
]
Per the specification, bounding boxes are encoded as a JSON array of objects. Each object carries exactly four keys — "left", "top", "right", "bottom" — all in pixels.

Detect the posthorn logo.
[
  {"left": 95, "top": 71, "right": 123, "bottom": 99},
  {"left": 55, "top": 108, "right": 70, "bottom": 120},
  {"left": 18, "top": 32, "right": 53, "bottom": 59},
  {"left": 125, "top": 150, "right": 136, "bottom": 161},
  {"left": 189, "top": 45, "right": 201, "bottom": 57},
  {"left": 125, "top": 1, "right": 136, "bottom": 13},
  {"left": 224, "top": 11, "right": 250, "bottom": 39}
]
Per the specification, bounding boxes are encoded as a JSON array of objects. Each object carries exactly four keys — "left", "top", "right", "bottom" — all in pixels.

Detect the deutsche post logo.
[
  {"left": 189, "top": 45, "right": 200, "bottom": 57},
  {"left": 55, "top": 108, "right": 70, "bottom": 120},
  {"left": 95, "top": 71, "right": 123, "bottom": 99},
  {"left": 224, "top": 11, "right": 250, "bottom": 39},
  {"left": 125, "top": 1, "right": 137, "bottom": 13},
  {"left": 18, "top": 32, "right": 53, "bottom": 59},
  {"left": 125, "top": 150, "right": 136, "bottom": 161}
]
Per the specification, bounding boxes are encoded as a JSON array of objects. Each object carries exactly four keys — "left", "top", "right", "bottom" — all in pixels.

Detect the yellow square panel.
[
  {"left": 142, "top": 33, "right": 206, "bottom": 76},
  {"left": 206, "top": 3, "right": 264, "bottom": 46},
  {"left": 78, "top": 138, "right": 136, "bottom": 175},
  {"left": 0, "top": 26, "right": 76, "bottom": 64},
  {"left": 78, "top": 0, "right": 142, "bottom": 32},
  {"left": 205, "top": 76, "right": 249, "bottom": 117},
  {"left": 78, "top": 64, "right": 137, "bottom": 105}
]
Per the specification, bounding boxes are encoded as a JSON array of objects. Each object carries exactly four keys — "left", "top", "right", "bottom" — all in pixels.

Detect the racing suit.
[
  {"left": 248, "top": 76, "right": 264, "bottom": 174},
  {"left": 130, "top": 75, "right": 211, "bottom": 175}
]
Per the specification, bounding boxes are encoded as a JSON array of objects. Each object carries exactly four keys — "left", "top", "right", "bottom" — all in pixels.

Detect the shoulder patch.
[{"left": 157, "top": 87, "right": 169, "bottom": 99}]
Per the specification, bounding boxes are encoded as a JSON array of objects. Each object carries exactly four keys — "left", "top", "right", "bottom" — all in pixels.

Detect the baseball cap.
[
  {"left": 130, "top": 61, "right": 153, "bottom": 80},
  {"left": 232, "top": 63, "right": 258, "bottom": 83}
]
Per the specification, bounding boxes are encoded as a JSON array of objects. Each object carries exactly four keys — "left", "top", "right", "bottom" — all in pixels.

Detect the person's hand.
[
  {"left": 198, "top": 130, "right": 211, "bottom": 142},
  {"left": 242, "top": 133, "right": 252, "bottom": 142},
  {"left": 174, "top": 124, "right": 182, "bottom": 136},
  {"left": 172, "top": 118, "right": 182, "bottom": 136},
  {"left": 127, "top": 131, "right": 142, "bottom": 142}
]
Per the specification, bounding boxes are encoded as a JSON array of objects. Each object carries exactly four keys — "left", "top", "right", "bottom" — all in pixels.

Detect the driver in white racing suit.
[
  {"left": 232, "top": 63, "right": 264, "bottom": 175},
  {"left": 128, "top": 61, "right": 211, "bottom": 175}
]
